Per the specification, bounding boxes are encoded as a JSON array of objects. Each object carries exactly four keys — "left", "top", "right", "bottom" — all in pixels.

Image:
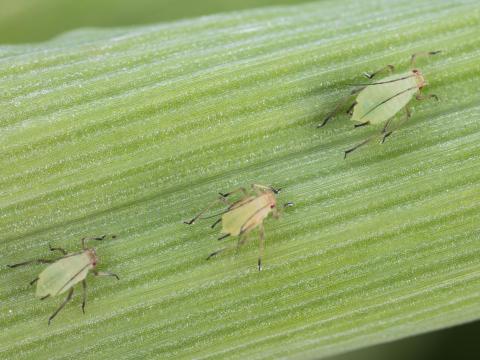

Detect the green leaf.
[
  {"left": 0, "top": 0, "right": 313, "bottom": 43},
  {"left": 1, "top": 0, "right": 479, "bottom": 358}
]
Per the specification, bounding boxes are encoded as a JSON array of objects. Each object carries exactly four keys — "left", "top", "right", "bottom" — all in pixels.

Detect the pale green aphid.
[
  {"left": 184, "top": 184, "right": 292, "bottom": 271},
  {"left": 8, "top": 235, "right": 119, "bottom": 325},
  {"left": 319, "top": 51, "right": 441, "bottom": 158}
]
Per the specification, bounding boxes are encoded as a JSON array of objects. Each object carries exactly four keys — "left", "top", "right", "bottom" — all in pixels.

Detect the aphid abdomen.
[
  {"left": 36, "top": 252, "right": 92, "bottom": 297},
  {"left": 228, "top": 196, "right": 256, "bottom": 211},
  {"left": 222, "top": 203, "right": 257, "bottom": 236},
  {"left": 240, "top": 204, "right": 272, "bottom": 234},
  {"left": 352, "top": 71, "right": 418, "bottom": 125},
  {"left": 221, "top": 195, "right": 271, "bottom": 236}
]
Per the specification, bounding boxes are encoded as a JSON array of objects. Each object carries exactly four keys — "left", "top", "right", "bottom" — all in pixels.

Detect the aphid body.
[
  {"left": 8, "top": 235, "right": 118, "bottom": 324},
  {"left": 350, "top": 69, "right": 425, "bottom": 125},
  {"left": 319, "top": 51, "right": 440, "bottom": 157},
  {"left": 220, "top": 190, "right": 277, "bottom": 237},
  {"left": 35, "top": 248, "right": 98, "bottom": 298},
  {"left": 185, "top": 184, "right": 291, "bottom": 271}
]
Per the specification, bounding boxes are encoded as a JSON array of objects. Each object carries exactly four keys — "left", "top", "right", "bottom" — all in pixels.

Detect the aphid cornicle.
[
  {"left": 318, "top": 51, "right": 441, "bottom": 158},
  {"left": 184, "top": 184, "right": 292, "bottom": 271},
  {"left": 7, "top": 235, "right": 119, "bottom": 325}
]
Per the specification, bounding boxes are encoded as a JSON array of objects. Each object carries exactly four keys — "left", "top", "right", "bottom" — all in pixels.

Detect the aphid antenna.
[
  {"left": 362, "top": 64, "right": 395, "bottom": 79},
  {"left": 184, "top": 194, "right": 231, "bottom": 225},
  {"left": 345, "top": 74, "right": 415, "bottom": 87},
  {"left": 218, "top": 233, "right": 231, "bottom": 241},
  {"left": 410, "top": 50, "right": 442, "bottom": 66},
  {"left": 49, "top": 244, "right": 68, "bottom": 255},
  {"left": 81, "top": 235, "right": 109, "bottom": 249}
]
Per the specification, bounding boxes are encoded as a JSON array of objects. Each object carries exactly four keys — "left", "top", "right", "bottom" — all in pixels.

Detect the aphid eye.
[{"left": 270, "top": 204, "right": 276, "bottom": 209}]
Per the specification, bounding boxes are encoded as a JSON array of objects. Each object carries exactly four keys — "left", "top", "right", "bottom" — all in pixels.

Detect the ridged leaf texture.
[{"left": 1, "top": 0, "right": 479, "bottom": 359}]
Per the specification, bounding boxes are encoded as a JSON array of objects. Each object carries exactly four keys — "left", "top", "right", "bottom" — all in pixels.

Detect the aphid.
[
  {"left": 318, "top": 51, "right": 441, "bottom": 158},
  {"left": 7, "top": 235, "right": 119, "bottom": 325},
  {"left": 184, "top": 184, "right": 293, "bottom": 271}
]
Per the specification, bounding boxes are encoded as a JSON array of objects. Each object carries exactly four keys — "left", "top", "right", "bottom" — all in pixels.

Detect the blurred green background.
[
  {"left": 0, "top": 0, "right": 312, "bottom": 43},
  {"left": 1, "top": 0, "right": 479, "bottom": 358},
  {"left": 329, "top": 320, "right": 480, "bottom": 360}
]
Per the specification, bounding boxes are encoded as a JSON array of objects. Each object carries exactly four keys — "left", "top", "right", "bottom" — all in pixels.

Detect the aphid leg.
[
  {"left": 208, "top": 234, "right": 251, "bottom": 261},
  {"left": 218, "top": 233, "right": 231, "bottom": 241},
  {"left": 81, "top": 280, "right": 87, "bottom": 314},
  {"left": 354, "top": 121, "right": 370, "bottom": 128},
  {"left": 93, "top": 270, "right": 120, "bottom": 280},
  {"left": 410, "top": 51, "right": 441, "bottom": 67},
  {"left": 219, "top": 187, "right": 248, "bottom": 198},
  {"left": 207, "top": 232, "right": 256, "bottom": 263},
  {"left": 405, "top": 105, "right": 412, "bottom": 120},
  {"left": 318, "top": 87, "right": 364, "bottom": 128},
  {"left": 272, "top": 206, "right": 280, "bottom": 219},
  {"left": 363, "top": 64, "right": 394, "bottom": 79},
  {"left": 344, "top": 136, "right": 375, "bottom": 159},
  {"left": 236, "top": 233, "right": 250, "bottom": 251},
  {"left": 415, "top": 93, "right": 438, "bottom": 101},
  {"left": 381, "top": 117, "right": 394, "bottom": 135},
  {"left": 48, "top": 287, "right": 74, "bottom": 325},
  {"left": 206, "top": 248, "right": 227, "bottom": 260},
  {"left": 381, "top": 131, "right": 392, "bottom": 144},
  {"left": 380, "top": 118, "right": 393, "bottom": 144},
  {"left": 7, "top": 259, "right": 54, "bottom": 268},
  {"left": 184, "top": 196, "right": 230, "bottom": 225},
  {"left": 41, "top": 294, "right": 50, "bottom": 300},
  {"left": 271, "top": 200, "right": 292, "bottom": 219},
  {"left": 211, "top": 218, "right": 222, "bottom": 229},
  {"left": 258, "top": 223, "right": 265, "bottom": 271},
  {"left": 49, "top": 244, "right": 67, "bottom": 255},
  {"left": 252, "top": 184, "right": 281, "bottom": 195},
  {"left": 30, "top": 277, "right": 39, "bottom": 285},
  {"left": 346, "top": 101, "right": 357, "bottom": 116},
  {"left": 381, "top": 106, "right": 411, "bottom": 144},
  {"left": 81, "top": 235, "right": 107, "bottom": 250}
]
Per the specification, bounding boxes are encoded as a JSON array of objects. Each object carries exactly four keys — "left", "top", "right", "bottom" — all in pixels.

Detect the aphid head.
[
  {"left": 412, "top": 68, "right": 427, "bottom": 89},
  {"left": 269, "top": 186, "right": 281, "bottom": 194},
  {"left": 86, "top": 248, "right": 99, "bottom": 267},
  {"left": 265, "top": 191, "right": 277, "bottom": 208}
]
